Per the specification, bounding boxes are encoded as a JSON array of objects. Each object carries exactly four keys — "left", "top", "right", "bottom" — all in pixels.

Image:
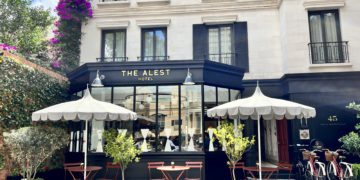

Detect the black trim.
[
  {"left": 141, "top": 28, "right": 167, "bottom": 61},
  {"left": 101, "top": 29, "right": 126, "bottom": 62}
]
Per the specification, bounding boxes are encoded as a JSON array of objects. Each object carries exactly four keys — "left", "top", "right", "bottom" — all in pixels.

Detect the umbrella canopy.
[
  {"left": 207, "top": 85, "right": 316, "bottom": 180},
  {"left": 32, "top": 87, "right": 137, "bottom": 180},
  {"left": 32, "top": 88, "right": 136, "bottom": 122}
]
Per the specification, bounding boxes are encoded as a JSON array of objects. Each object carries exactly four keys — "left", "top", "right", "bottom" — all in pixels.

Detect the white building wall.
[{"left": 80, "top": 0, "right": 360, "bottom": 79}]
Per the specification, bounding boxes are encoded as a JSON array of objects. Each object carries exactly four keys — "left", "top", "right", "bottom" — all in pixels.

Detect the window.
[
  {"left": 101, "top": 30, "right": 126, "bottom": 62},
  {"left": 141, "top": 28, "right": 167, "bottom": 61},
  {"left": 308, "top": 10, "right": 347, "bottom": 64},
  {"left": 208, "top": 25, "right": 234, "bottom": 65}
]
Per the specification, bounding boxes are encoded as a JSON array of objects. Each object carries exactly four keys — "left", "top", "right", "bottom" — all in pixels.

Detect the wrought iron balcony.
[
  {"left": 308, "top": 41, "right": 349, "bottom": 64},
  {"left": 96, "top": 57, "right": 128, "bottom": 62},
  {"left": 204, "top": 53, "right": 237, "bottom": 66},
  {"left": 137, "top": 56, "right": 169, "bottom": 61}
]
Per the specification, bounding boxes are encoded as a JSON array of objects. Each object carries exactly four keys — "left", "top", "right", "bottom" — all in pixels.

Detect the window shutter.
[
  {"left": 234, "top": 22, "right": 249, "bottom": 72},
  {"left": 193, "top": 24, "right": 208, "bottom": 60}
]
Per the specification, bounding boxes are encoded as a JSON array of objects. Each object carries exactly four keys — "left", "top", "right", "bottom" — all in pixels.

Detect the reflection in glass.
[
  {"left": 217, "top": 87, "right": 229, "bottom": 105},
  {"left": 90, "top": 87, "right": 111, "bottom": 152},
  {"left": 181, "top": 85, "right": 202, "bottom": 151},
  {"left": 135, "top": 86, "right": 156, "bottom": 152},
  {"left": 158, "top": 86, "right": 179, "bottom": 152},
  {"left": 112, "top": 87, "right": 134, "bottom": 135},
  {"left": 204, "top": 85, "right": 216, "bottom": 111},
  {"left": 230, "top": 89, "right": 241, "bottom": 101}
]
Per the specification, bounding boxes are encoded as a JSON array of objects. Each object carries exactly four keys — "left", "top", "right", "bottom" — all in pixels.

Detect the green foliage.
[
  {"left": 212, "top": 121, "right": 255, "bottom": 180},
  {"left": 103, "top": 129, "right": 142, "bottom": 180},
  {"left": 352, "top": 164, "right": 360, "bottom": 180},
  {"left": 339, "top": 132, "right": 360, "bottom": 158},
  {"left": 0, "top": 55, "right": 69, "bottom": 132},
  {"left": 0, "top": 0, "right": 55, "bottom": 58},
  {"left": 3, "top": 126, "right": 69, "bottom": 180}
]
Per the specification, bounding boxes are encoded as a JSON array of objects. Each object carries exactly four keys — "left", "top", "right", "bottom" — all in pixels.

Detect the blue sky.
[{"left": 31, "top": 0, "right": 58, "bottom": 16}]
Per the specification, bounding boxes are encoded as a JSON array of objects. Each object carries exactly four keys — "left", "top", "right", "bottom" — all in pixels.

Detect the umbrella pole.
[
  {"left": 257, "top": 114, "right": 262, "bottom": 180},
  {"left": 84, "top": 119, "right": 88, "bottom": 180}
]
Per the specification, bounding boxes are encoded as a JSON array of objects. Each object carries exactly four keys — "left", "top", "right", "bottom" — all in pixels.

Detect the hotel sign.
[{"left": 120, "top": 69, "right": 171, "bottom": 81}]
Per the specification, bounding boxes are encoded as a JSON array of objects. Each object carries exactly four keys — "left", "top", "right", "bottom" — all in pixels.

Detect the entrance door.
[{"left": 276, "top": 118, "right": 290, "bottom": 163}]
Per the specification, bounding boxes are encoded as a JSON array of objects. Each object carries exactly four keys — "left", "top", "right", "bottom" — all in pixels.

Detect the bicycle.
[
  {"left": 301, "top": 149, "right": 327, "bottom": 180},
  {"left": 324, "top": 149, "right": 353, "bottom": 180}
]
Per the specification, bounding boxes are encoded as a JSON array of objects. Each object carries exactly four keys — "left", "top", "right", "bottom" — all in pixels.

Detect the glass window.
[
  {"left": 112, "top": 87, "right": 134, "bottom": 134},
  {"left": 134, "top": 86, "right": 156, "bottom": 152},
  {"left": 142, "top": 28, "right": 167, "bottom": 61},
  {"left": 158, "top": 86, "right": 179, "bottom": 152},
  {"left": 102, "top": 30, "right": 126, "bottom": 62},
  {"left": 217, "top": 87, "right": 229, "bottom": 105},
  {"left": 181, "top": 85, "right": 202, "bottom": 151},
  {"left": 208, "top": 25, "right": 233, "bottom": 65},
  {"left": 230, "top": 89, "right": 241, "bottom": 101},
  {"left": 308, "top": 10, "right": 343, "bottom": 63},
  {"left": 204, "top": 85, "right": 216, "bottom": 111},
  {"left": 90, "top": 87, "right": 111, "bottom": 152}
]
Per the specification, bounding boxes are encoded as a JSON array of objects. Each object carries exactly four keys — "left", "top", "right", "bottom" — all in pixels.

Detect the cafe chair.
[
  {"left": 96, "top": 162, "right": 120, "bottom": 180},
  {"left": 148, "top": 162, "right": 166, "bottom": 180},
  {"left": 228, "top": 162, "right": 246, "bottom": 180},
  {"left": 64, "top": 162, "right": 82, "bottom": 180},
  {"left": 184, "top": 161, "right": 203, "bottom": 180},
  {"left": 276, "top": 162, "right": 293, "bottom": 180}
]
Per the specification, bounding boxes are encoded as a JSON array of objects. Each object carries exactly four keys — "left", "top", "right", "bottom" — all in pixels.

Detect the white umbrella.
[
  {"left": 32, "top": 87, "right": 137, "bottom": 180},
  {"left": 207, "top": 84, "right": 316, "bottom": 179}
]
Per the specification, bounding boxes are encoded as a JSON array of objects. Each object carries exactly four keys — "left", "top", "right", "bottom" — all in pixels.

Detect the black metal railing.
[
  {"left": 96, "top": 57, "right": 128, "bottom": 62},
  {"left": 204, "top": 53, "right": 237, "bottom": 66},
  {"left": 308, "top": 41, "right": 349, "bottom": 64},
  {"left": 137, "top": 56, "right": 169, "bottom": 61}
]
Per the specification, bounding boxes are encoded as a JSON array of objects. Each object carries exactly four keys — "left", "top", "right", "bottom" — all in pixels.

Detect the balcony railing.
[
  {"left": 137, "top": 56, "right": 169, "bottom": 61},
  {"left": 96, "top": 57, "right": 128, "bottom": 62},
  {"left": 204, "top": 53, "right": 236, "bottom": 66},
  {"left": 308, "top": 41, "right": 349, "bottom": 64}
]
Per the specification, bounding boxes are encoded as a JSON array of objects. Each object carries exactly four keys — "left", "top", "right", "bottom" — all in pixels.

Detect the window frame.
[
  {"left": 206, "top": 24, "right": 235, "bottom": 63},
  {"left": 101, "top": 29, "right": 127, "bottom": 62},
  {"left": 141, "top": 27, "right": 168, "bottom": 61},
  {"left": 308, "top": 10, "right": 344, "bottom": 63}
]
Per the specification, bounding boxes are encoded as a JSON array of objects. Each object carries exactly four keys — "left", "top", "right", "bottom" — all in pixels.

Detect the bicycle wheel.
[
  {"left": 315, "top": 163, "right": 327, "bottom": 180},
  {"left": 327, "top": 162, "right": 338, "bottom": 180},
  {"left": 343, "top": 164, "right": 354, "bottom": 180},
  {"left": 296, "top": 161, "right": 305, "bottom": 180},
  {"left": 306, "top": 162, "right": 314, "bottom": 180}
]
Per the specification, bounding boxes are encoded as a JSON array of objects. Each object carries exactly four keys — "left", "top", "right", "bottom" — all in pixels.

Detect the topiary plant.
[{"left": 3, "top": 126, "right": 69, "bottom": 180}]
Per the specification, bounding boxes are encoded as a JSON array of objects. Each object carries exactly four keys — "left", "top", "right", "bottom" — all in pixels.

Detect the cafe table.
[
  {"left": 242, "top": 166, "right": 278, "bottom": 180},
  {"left": 157, "top": 166, "right": 190, "bottom": 180},
  {"left": 67, "top": 166, "right": 102, "bottom": 180}
]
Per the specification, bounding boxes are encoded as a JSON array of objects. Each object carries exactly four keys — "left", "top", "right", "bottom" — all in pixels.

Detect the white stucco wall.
[{"left": 80, "top": 0, "right": 360, "bottom": 79}]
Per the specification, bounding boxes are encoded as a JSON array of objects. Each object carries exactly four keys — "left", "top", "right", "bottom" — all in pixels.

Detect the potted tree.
[
  {"left": 103, "top": 129, "right": 142, "bottom": 180},
  {"left": 3, "top": 126, "right": 69, "bottom": 180},
  {"left": 212, "top": 121, "right": 255, "bottom": 180}
]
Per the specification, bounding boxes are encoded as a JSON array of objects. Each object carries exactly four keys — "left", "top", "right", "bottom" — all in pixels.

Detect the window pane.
[
  {"left": 135, "top": 86, "right": 156, "bottom": 152},
  {"left": 181, "top": 85, "right": 202, "bottom": 151},
  {"left": 155, "top": 30, "right": 166, "bottom": 60},
  {"left": 158, "top": 86, "right": 179, "bottom": 152},
  {"left": 309, "top": 14, "right": 325, "bottom": 63},
  {"left": 220, "top": 26, "right": 232, "bottom": 64},
  {"left": 217, "top": 87, "right": 229, "bottom": 105},
  {"left": 90, "top": 87, "right": 111, "bottom": 152},
  {"left": 208, "top": 28, "right": 219, "bottom": 62},
  {"left": 230, "top": 89, "right": 241, "bottom": 101},
  {"left": 204, "top": 85, "right": 216, "bottom": 111},
  {"left": 144, "top": 31, "right": 154, "bottom": 61},
  {"left": 104, "top": 33, "right": 114, "bottom": 60},
  {"left": 115, "top": 32, "right": 126, "bottom": 59},
  {"left": 113, "top": 87, "right": 134, "bottom": 134},
  {"left": 324, "top": 12, "right": 340, "bottom": 62}
]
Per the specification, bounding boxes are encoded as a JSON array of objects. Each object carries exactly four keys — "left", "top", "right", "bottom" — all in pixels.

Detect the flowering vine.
[
  {"left": 0, "top": 44, "right": 17, "bottom": 52},
  {"left": 50, "top": 0, "right": 93, "bottom": 71}
]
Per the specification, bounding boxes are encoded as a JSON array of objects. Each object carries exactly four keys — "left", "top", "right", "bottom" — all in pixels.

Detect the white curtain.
[
  {"left": 115, "top": 32, "right": 125, "bottom": 61},
  {"left": 144, "top": 31, "right": 154, "bottom": 61},
  {"left": 220, "top": 27, "right": 231, "bottom": 65},
  {"left": 309, "top": 15, "right": 324, "bottom": 63},
  {"left": 104, "top": 33, "right": 114, "bottom": 61},
  {"left": 324, "top": 12, "right": 339, "bottom": 62},
  {"left": 155, "top": 30, "right": 166, "bottom": 60},
  {"left": 208, "top": 28, "right": 219, "bottom": 62}
]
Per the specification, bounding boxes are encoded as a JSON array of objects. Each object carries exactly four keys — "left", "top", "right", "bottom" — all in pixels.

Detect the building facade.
[{"left": 67, "top": 0, "right": 360, "bottom": 179}]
